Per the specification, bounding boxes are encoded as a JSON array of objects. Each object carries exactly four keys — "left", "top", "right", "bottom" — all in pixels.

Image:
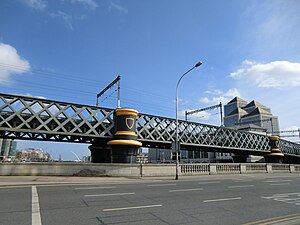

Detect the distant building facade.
[
  {"left": 147, "top": 148, "right": 232, "bottom": 163},
  {"left": 81, "top": 156, "right": 91, "bottom": 162},
  {"left": 14, "top": 148, "right": 51, "bottom": 162},
  {"left": 0, "top": 139, "right": 17, "bottom": 161},
  {"left": 224, "top": 97, "right": 279, "bottom": 134},
  {"left": 148, "top": 148, "right": 172, "bottom": 163}
]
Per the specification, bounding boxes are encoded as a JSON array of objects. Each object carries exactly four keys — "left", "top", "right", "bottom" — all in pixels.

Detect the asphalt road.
[{"left": 0, "top": 173, "right": 300, "bottom": 225}]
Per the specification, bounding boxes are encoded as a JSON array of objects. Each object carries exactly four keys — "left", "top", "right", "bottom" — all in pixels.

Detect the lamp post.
[{"left": 175, "top": 61, "right": 202, "bottom": 180}]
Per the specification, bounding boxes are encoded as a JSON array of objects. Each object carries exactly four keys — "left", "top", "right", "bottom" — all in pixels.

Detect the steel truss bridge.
[{"left": 0, "top": 93, "right": 300, "bottom": 159}]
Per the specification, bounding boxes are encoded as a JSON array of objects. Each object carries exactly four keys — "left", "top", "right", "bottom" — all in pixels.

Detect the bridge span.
[{"left": 0, "top": 93, "right": 299, "bottom": 163}]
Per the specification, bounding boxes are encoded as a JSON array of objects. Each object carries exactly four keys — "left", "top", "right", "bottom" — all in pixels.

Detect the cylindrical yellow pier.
[
  {"left": 264, "top": 136, "right": 284, "bottom": 163},
  {"left": 107, "top": 108, "right": 142, "bottom": 163}
]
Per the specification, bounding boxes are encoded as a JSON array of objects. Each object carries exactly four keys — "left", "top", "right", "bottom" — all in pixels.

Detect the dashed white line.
[
  {"left": 84, "top": 192, "right": 135, "bottom": 197},
  {"left": 32, "top": 186, "right": 42, "bottom": 225},
  {"left": 75, "top": 186, "right": 116, "bottom": 190},
  {"left": 103, "top": 204, "right": 162, "bottom": 212},
  {"left": 203, "top": 197, "right": 242, "bottom": 203},
  {"left": 198, "top": 181, "right": 221, "bottom": 184},
  {"left": 228, "top": 185, "right": 254, "bottom": 189},
  {"left": 265, "top": 192, "right": 300, "bottom": 197},
  {"left": 147, "top": 184, "right": 176, "bottom": 187},
  {"left": 263, "top": 180, "right": 293, "bottom": 183},
  {"left": 270, "top": 183, "right": 290, "bottom": 186},
  {"left": 169, "top": 188, "right": 203, "bottom": 193},
  {"left": 234, "top": 180, "right": 253, "bottom": 183}
]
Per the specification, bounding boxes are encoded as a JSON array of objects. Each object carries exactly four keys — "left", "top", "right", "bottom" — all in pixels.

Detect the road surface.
[{"left": 0, "top": 173, "right": 300, "bottom": 225}]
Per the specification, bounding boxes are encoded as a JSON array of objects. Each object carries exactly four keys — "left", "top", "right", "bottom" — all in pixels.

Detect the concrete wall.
[
  {"left": 0, "top": 163, "right": 141, "bottom": 177},
  {"left": 0, "top": 162, "right": 299, "bottom": 177}
]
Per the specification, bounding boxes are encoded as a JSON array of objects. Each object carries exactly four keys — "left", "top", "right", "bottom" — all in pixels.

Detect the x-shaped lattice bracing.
[
  {"left": 280, "top": 139, "right": 300, "bottom": 156},
  {"left": 1, "top": 93, "right": 300, "bottom": 157},
  {"left": 0, "top": 94, "right": 114, "bottom": 142},
  {"left": 137, "top": 113, "right": 273, "bottom": 152}
]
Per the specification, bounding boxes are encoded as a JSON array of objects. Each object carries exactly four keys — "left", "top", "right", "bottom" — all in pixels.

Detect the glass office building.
[{"left": 0, "top": 139, "right": 17, "bottom": 160}]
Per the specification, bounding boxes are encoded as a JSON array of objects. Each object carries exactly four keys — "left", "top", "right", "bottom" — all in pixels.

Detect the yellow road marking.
[{"left": 243, "top": 213, "right": 300, "bottom": 225}]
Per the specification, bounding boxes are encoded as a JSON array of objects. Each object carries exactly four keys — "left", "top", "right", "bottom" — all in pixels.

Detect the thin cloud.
[
  {"left": 109, "top": 1, "right": 128, "bottom": 14},
  {"left": 241, "top": 1, "right": 300, "bottom": 58},
  {"left": 11, "top": 93, "right": 46, "bottom": 101},
  {"left": 0, "top": 43, "right": 31, "bottom": 84},
  {"left": 200, "top": 88, "right": 241, "bottom": 105},
  {"left": 50, "top": 11, "right": 73, "bottom": 30},
  {"left": 205, "top": 89, "right": 222, "bottom": 95},
  {"left": 19, "top": 0, "right": 47, "bottom": 10},
  {"left": 70, "top": 0, "right": 98, "bottom": 10},
  {"left": 230, "top": 60, "right": 300, "bottom": 88}
]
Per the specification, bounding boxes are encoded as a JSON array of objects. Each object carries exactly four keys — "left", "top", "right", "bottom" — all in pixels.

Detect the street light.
[{"left": 175, "top": 61, "right": 202, "bottom": 180}]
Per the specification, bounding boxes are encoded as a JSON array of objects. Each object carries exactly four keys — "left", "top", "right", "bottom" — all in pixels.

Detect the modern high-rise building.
[
  {"left": 224, "top": 97, "right": 279, "bottom": 134},
  {"left": 0, "top": 139, "right": 17, "bottom": 161}
]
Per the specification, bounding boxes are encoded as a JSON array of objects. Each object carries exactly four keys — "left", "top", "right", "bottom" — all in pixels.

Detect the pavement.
[{"left": 1, "top": 173, "right": 300, "bottom": 225}]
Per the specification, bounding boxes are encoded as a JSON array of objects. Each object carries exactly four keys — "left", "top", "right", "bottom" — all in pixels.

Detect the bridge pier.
[
  {"left": 282, "top": 156, "right": 300, "bottom": 164},
  {"left": 232, "top": 154, "right": 248, "bottom": 163},
  {"left": 89, "top": 108, "right": 142, "bottom": 163},
  {"left": 107, "top": 108, "right": 142, "bottom": 163},
  {"left": 89, "top": 141, "right": 111, "bottom": 163},
  {"left": 264, "top": 136, "right": 284, "bottom": 163}
]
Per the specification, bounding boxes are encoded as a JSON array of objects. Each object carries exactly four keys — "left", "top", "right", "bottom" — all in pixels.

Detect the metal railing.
[
  {"left": 216, "top": 163, "right": 240, "bottom": 173},
  {"left": 180, "top": 163, "right": 300, "bottom": 175},
  {"left": 180, "top": 164, "right": 209, "bottom": 174}
]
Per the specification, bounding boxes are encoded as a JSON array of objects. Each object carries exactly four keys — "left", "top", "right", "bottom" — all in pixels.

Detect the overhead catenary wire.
[
  {"left": 0, "top": 63, "right": 172, "bottom": 101},
  {"left": 0, "top": 63, "right": 107, "bottom": 87},
  {"left": 0, "top": 63, "right": 175, "bottom": 111},
  {"left": 0, "top": 63, "right": 197, "bottom": 116},
  {"left": 0, "top": 84, "right": 175, "bottom": 116}
]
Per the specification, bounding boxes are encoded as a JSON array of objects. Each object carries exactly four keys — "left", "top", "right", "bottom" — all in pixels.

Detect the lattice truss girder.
[
  {"left": 1, "top": 93, "right": 300, "bottom": 157},
  {"left": 137, "top": 114, "right": 271, "bottom": 152},
  {"left": 279, "top": 139, "right": 300, "bottom": 156},
  {"left": 0, "top": 94, "right": 114, "bottom": 142}
]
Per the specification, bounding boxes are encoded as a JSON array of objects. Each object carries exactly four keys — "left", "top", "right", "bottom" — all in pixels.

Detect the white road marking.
[
  {"left": 203, "top": 197, "right": 242, "bottom": 203},
  {"left": 169, "top": 188, "right": 203, "bottom": 192},
  {"left": 198, "top": 181, "right": 221, "bottom": 184},
  {"left": 0, "top": 185, "right": 33, "bottom": 189},
  {"left": 75, "top": 186, "right": 116, "bottom": 190},
  {"left": 103, "top": 204, "right": 162, "bottom": 212},
  {"left": 32, "top": 186, "right": 42, "bottom": 225},
  {"left": 261, "top": 193, "right": 300, "bottom": 206},
  {"left": 228, "top": 185, "right": 254, "bottom": 189},
  {"left": 147, "top": 183, "right": 176, "bottom": 187},
  {"left": 262, "top": 192, "right": 300, "bottom": 198},
  {"left": 84, "top": 192, "right": 135, "bottom": 197},
  {"left": 263, "top": 180, "right": 293, "bottom": 183},
  {"left": 270, "top": 183, "right": 290, "bottom": 186},
  {"left": 234, "top": 180, "right": 253, "bottom": 183}
]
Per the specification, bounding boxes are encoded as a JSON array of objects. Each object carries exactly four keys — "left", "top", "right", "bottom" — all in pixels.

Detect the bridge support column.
[
  {"left": 232, "top": 154, "right": 248, "bottom": 163},
  {"left": 89, "top": 141, "right": 111, "bottom": 163},
  {"left": 264, "top": 136, "right": 284, "bottom": 163},
  {"left": 107, "top": 108, "right": 142, "bottom": 163}
]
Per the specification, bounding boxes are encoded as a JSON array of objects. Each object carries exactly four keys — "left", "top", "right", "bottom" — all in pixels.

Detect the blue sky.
[{"left": 1, "top": 0, "right": 300, "bottom": 160}]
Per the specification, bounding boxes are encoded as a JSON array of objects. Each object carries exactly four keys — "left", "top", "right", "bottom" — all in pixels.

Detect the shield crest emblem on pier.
[{"left": 125, "top": 118, "right": 134, "bottom": 129}]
